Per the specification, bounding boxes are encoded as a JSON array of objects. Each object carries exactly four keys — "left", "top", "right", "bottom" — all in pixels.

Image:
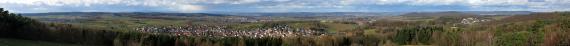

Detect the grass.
[{"left": 0, "top": 38, "right": 86, "bottom": 46}]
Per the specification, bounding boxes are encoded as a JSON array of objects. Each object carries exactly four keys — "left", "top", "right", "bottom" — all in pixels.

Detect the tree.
[{"left": 0, "top": 8, "right": 43, "bottom": 38}]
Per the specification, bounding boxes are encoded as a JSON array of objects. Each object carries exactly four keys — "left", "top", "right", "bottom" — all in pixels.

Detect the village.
[{"left": 135, "top": 25, "right": 326, "bottom": 38}]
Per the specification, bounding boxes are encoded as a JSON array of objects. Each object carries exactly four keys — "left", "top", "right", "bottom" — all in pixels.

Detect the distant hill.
[
  {"left": 400, "top": 11, "right": 479, "bottom": 17},
  {"left": 20, "top": 11, "right": 529, "bottom": 17},
  {"left": 214, "top": 12, "right": 405, "bottom": 16},
  {"left": 399, "top": 11, "right": 532, "bottom": 17},
  {"left": 20, "top": 12, "right": 232, "bottom": 17},
  {"left": 459, "top": 11, "right": 532, "bottom": 15}
]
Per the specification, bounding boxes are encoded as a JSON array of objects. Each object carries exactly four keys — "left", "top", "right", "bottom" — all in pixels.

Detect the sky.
[{"left": 0, "top": 0, "right": 568, "bottom": 13}]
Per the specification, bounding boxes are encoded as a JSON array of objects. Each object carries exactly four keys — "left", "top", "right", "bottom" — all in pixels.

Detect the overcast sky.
[{"left": 0, "top": 0, "right": 568, "bottom": 13}]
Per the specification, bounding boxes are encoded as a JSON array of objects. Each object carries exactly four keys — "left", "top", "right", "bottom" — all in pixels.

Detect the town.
[{"left": 135, "top": 25, "right": 327, "bottom": 38}]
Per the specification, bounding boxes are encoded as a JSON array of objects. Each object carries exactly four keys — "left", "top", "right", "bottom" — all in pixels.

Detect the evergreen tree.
[{"left": 0, "top": 8, "right": 42, "bottom": 38}]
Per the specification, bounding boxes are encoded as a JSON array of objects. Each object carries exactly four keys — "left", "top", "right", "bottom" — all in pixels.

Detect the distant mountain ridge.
[
  {"left": 399, "top": 11, "right": 532, "bottom": 17},
  {"left": 214, "top": 12, "right": 407, "bottom": 16},
  {"left": 400, "top": 11, "right": 479, "bottom": 17},
  {"left": 20, "top": 11, "right": 531, "bottom": 17},
  {"left": 20, "top": 12, "right": 232, "bottom": 17},
  {"left": 458, "top": 11, "right": 532, "bottom": 15}
]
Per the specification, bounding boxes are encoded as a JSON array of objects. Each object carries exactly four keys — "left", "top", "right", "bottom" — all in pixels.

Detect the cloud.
[
  {"left": 0, "top": 0, "right": 208, "bottom": 13},
  {"left": 176, "top": 5, "right": 204, "bottom": 12},
  {"left": 371, "top": 0, "right": 570, "bottom": 11},
  {"left": 0, "top": 0, "right": 569, "bottom": 12},
  {"left": 0, "top": 0, "right": 124, "bottom": 6},
  {"left": 372, "top": 0, "right": 529, "bottom": 6}
]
